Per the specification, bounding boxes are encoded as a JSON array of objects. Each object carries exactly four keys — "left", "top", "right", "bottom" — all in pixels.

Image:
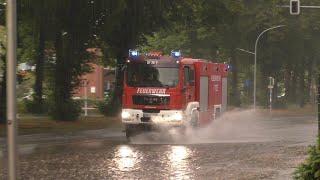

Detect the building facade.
[{"left": 74, "top": 64, "right": 115, "bottom": 100}]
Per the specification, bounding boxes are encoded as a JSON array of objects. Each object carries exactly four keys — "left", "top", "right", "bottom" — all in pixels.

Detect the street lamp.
[
  {"left": 236, "top": 48, "right": 255, "bottom": 55},
  {"left": 253, "top": 25, "right": 286, "bottom": 110}
]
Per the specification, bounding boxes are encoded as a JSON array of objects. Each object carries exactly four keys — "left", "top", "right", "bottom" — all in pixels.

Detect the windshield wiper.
[{"left": 163, "top": 85, "right": 170, "bottom": 89}]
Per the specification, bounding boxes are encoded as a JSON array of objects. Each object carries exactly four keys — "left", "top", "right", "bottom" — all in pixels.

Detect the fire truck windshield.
[{"left": 126, "top": 63, "right": 179, "bottom": 87}]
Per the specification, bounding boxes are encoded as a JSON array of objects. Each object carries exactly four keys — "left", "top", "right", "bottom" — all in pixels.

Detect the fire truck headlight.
[
  {"left": 121, "top": 111, "right": 131, "bottom": 119},
  {"left": 172, "top": 112, "right": 183, "bottom": 121}
]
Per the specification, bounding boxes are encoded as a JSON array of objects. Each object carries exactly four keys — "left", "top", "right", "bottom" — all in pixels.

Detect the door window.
[
  {"left": 184, "top": 66, "right": 195, "bottom": 86},
  {"left": 184, "top": 66, "right": 190, "bottom": 86}
]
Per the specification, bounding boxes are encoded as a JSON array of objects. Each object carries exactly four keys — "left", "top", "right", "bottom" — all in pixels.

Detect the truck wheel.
[
  {"left": 214, "top": 108, "right": 221, "bottom": 119},
  {"left": 125, "top": 125, "right": 135, "bottom": 140},
  {"left": 190, "top": 112, "right": 199, "bottom": 128}
]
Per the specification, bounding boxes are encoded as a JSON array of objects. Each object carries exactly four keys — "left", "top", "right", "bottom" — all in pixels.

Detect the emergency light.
[
  {"left": 226, "top": 64, "right": 232, "bottom": 71},
  {"left": 129, "top": 49, "right": 139, "bottom": 57},
  {"left": 171, "top": 50, "right": 181, "bottom": 58}
]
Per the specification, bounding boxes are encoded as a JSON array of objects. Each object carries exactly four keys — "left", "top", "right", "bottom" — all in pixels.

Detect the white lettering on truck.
[
  {"left": 211, "top": 75, "right": 221, "bottom": 82},
  {"left": 136, "top": 88, "right": 166, "bottom": 94}
]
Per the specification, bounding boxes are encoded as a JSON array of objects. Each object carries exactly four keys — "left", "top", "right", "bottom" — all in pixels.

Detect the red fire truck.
[{"left": 121, "top": 50, "right": 228, "bottom": 138}]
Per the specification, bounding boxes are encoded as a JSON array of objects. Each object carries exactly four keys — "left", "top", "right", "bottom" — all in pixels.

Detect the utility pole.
[
  {"left": 253, "top": 25, "right": 285, "bottom": 110},
  {"left": 236, "top": 25, "right": 285, "bottom": 112},
  {"left": 268, "top": 77, "right": 275, "bottom": 116},
  {"left": 84, "top": 80, "right": 88, "bottom": 117},
  {"left": 318, "top": 74, "right": 320, "bottom": 141},
  {"left": 6, "top": 0, "right": 18, "bottom": 179}
]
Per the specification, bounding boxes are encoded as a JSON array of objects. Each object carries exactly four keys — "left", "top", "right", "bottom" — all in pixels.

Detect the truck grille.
[{"left": 132, "top": 95, "right": 170, "bottom": 106}]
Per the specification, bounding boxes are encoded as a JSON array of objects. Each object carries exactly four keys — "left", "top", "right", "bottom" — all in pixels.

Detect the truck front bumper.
[{"left": 121, "top": 109, "right": 185, "bottom": 126}]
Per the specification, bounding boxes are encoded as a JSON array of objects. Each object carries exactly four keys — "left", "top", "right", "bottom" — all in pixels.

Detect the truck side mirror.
[
  {"left": 121, "top": 64, "right": 127, "bottom": 71},
  {"left": 181, "top": 86, "right": 187, "bottom": 93}
]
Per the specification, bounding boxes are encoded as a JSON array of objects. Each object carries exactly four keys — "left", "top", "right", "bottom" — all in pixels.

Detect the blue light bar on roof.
[
  {"left": 226, "top": 64, "right": 232, "bottom": 71},
  {"left": 129, "top": 49, "right": 139, "bottom": 57},
  {"left": 171, "top": 50, "right": 181, "bottom": 58}
]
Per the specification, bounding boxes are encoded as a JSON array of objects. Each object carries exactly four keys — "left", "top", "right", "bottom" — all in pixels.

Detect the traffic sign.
[{"left": 268, "top": 77, "right": 274, "bottom": 88}]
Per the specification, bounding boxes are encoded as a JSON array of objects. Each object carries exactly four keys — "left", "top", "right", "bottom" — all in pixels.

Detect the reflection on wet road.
[
  {"left": 92, "top": 144, "right": 194, "bottom": 179},
  {"left": 0, "top": 114, "right": 317, "bottom": 179},
  {"left": 169, "top": 146, "right": 192, "bottom": 179},
  {"left": 1, "top": 140, "right": 314, "bottom": 179},
  {"left": 115, "top": 146, "right": 138, "bottom": 171}
]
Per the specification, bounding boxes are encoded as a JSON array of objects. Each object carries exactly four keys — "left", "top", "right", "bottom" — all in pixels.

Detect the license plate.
[
  {"left": 141, "top": 117, "right": 151, "bottom": 122},
  {"left": 143, "top": 113, "right": 152, "bottom": 118}
]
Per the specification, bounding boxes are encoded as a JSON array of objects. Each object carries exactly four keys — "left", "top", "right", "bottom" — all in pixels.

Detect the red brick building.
[
  {"left": 74, "top": 64, "right": 104, "bottom": 99},
  {"left": 74, "top": 64, "right": 115, "bottom": 100},
  {"left": 74, "top": 48, "right": 115, "bottom": 100},
  {"left": 103, "top": 66, "right": 116, "bottom": 94}
]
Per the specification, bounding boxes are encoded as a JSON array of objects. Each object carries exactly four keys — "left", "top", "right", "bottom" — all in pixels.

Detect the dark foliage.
[
  {"left": 97, "top": 91, "right": 121, "bottom": 117},
  {"left": 294, "top": 138, "right": 320, "bottom": 180},
  {"left": 0, "top": 45, "right": 6, "bottom": 124}
]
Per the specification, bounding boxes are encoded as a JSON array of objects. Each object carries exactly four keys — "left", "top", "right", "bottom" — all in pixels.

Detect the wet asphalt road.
[{"left": 0, "top": 112, "right": 318, "bottom": 180}]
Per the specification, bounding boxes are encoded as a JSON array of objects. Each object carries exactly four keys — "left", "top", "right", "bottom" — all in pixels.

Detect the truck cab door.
[{"left": 183, "top": 66, "right": 195, "bottom": 104}]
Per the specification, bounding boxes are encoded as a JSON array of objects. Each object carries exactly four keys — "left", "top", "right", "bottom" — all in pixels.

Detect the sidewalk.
[
  {"left": 0, "top": 115, "right": 122, "bottom": 137},
  {"left": 0, "top": 128, "right": 126, "bottom": 158}
]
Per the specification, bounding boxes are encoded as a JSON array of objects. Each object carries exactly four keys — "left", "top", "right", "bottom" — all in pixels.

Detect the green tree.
[
  {"left": 0, "top": 0, "right": 5, "bottom": 123},
  {"left": 0, "top": 43, "right": 6, "bottom": 124},
  {"left": 19, "top": 0, "right": 63, "bottom": 114},
  {"left": 139, "top": 0, "right": 320, "bottom": 109},
  {"left": 19, "top": 0, "right": 103, "bottom": 120},
  {"left": 46, "top": 1, "right": 93, "bottom": 121},
  {"left": 94, "top": 0, "right": 172, "bottom": 114},
  {"left": 20, "top": 0, "right": 47, "bottom": 113}
]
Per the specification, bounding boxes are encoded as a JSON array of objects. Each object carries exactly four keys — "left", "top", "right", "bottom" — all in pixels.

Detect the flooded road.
[{"left": 0, "top": 112, "right": 317, "bottom": 179}]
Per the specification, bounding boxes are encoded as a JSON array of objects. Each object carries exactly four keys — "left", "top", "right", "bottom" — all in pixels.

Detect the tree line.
[
  {"left": 0, "top": 0, "right": 319, "bottom": 123},
  {"left": 140, "top": 0, "right": 320, "bottom": 108}
]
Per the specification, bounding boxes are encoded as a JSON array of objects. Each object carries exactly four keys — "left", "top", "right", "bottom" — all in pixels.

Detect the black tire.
[
  {"left": 214, "top": 108, "right": 221, "bottom": 119},
  {"left": 125, "top": 124, "right": 145, "bottom": 140},
  {"left": 178, "top": 126, "right": 187, "bottom": 135},
  {"left": 125, "top": 125, "right": 134, "bottom": 140}
]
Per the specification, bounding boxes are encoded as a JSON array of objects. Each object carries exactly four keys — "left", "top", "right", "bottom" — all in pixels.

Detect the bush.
[
  {"left": 17, "top": 101, "right": 27, "bottom": 114},
  {"left": 97, "top": 100, "right": 121, "bottom": 117},
  {"left": 77, "top": 98, "right": 100, "bottom": 108},
  {"left": 274, "top": 97, "right": 287, "bottom": 109},
  {"left": 49, "top": 99, "right": 81, "bottom": 121},
  {"left": 97, "top": 91, "right": 121, "bottom": 117},
  {"left": 23, "top": 99, "right": 49, "bottom": 114},
  {"left": 294, "top": 139, "right": 320, "bottom": 180}
]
